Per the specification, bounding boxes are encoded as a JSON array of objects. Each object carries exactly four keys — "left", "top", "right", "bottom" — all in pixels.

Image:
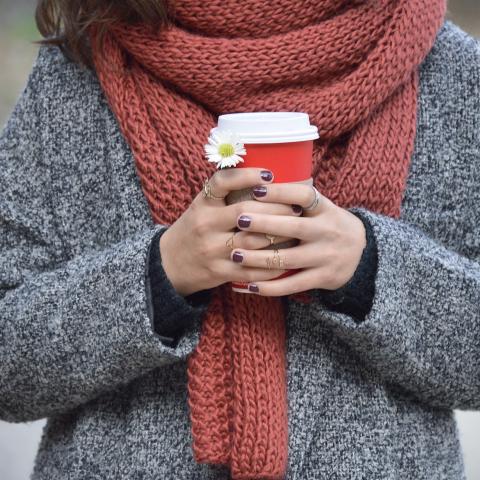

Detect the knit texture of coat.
[{"left": 90, "top": 1, "right": 446, "bottom": 478}]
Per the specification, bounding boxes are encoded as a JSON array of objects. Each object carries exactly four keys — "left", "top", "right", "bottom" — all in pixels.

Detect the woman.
[{"left": 1, "top": 0, "right": 479, "bottom": 478}]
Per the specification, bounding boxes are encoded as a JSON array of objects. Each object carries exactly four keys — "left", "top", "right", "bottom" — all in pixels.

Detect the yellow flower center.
[{"left": 218, "top": 143, "right": 235, "bottom": 158}]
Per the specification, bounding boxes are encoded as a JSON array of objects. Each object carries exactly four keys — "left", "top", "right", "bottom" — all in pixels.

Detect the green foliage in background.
[
  {"left": 6, "top": 14, "right": 39, "bottom": 41},
  {"left": 0, "top": 8, "right": 40, "bottom": 125}
]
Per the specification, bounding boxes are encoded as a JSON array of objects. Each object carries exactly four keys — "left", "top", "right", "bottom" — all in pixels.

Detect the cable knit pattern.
[{"left": 90, "top": 2, "right": 446, "bottom": 478}]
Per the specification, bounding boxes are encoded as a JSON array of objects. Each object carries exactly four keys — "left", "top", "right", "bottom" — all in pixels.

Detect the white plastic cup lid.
[{"left": 211, "top": 112, "right": 320, "bottom": 144}]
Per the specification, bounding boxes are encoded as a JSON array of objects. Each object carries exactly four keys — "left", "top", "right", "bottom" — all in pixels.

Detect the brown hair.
[{"left": 35, "top": 0, "right": 171, "bottom": 67}]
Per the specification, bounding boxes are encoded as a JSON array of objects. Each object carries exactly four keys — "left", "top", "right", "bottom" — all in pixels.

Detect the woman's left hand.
[{"left": 231, "top": 182, "right": 367, "bottom": 296}]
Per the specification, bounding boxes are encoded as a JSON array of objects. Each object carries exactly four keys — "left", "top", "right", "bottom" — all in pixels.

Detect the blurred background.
[{"left": 0, "top": 1, "right": 479, "bottom": 479}]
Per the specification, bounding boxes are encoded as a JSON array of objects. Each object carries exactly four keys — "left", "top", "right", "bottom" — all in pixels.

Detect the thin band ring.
[
  {"left": 304, "top": 185, "right": 321, "bottom": 211},
  {"left": 226, "top": 231, "right": 236, "bottom": 250}
]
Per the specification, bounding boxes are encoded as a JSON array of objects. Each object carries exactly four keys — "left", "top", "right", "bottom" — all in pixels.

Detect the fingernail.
[
  {"left": 232, "top": 251, "right": 244, "bottom": 263},
  {"left": 292, "top": 204, "right": 303, "bottom": 214},
  {"left": 248, "top": 284, "right": 259, "bottom": 293},
  {"left": 238, "top": 215, "right": 251, "bottom": 228},
  {"left": 260, "top": 170, "right": 274, "bottom": 182},
  {"left": 252, "top": 186, "right": 267, "bottom": 197}
]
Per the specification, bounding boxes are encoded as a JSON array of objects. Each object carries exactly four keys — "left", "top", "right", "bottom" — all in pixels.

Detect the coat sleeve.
[
  {"left": 313, "top": 211, "right": 378, "bottom": 322},
  {"left": 0, "top": 51, "right": 208, "bottom": 423},
  {"left": 147, "top": 226, "right": 214, "bottom": 347},
  {"left": 308, "top": 206, "right": 480, "bottom": 410}
]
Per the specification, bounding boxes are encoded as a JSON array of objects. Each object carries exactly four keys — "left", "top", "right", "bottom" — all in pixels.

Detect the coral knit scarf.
[{"left": 91, "top": 1, "right": 446, "bottom": 478}]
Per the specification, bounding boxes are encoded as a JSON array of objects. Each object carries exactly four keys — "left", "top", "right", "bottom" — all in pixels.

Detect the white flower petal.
[
  {"left": 205, "top": 129, "right": 247, "bottom": 169},
  {"left": 212, "top": 130, "right": 230, "bottom": 145},
  {"left": 207, "top": 153, "right": 222, "bottom": 163},
  {"left": 204, "top": 144, "right": 218, "bottom": 155},
  {"left": 210, "top": 131, "right": 225, "bottom": 145},
  {"left": 235, "top": 146, "right": 247, "bottom": 155},
  {"left": 230, "top": 132, "right": 241, "bottom": 143},
  {"left": 217, "top": 155, "right": 241, "bottom": 168},
  {"left": 221, "top": 129, "right": 237, "bottom": 144},
  {"left": 232, "top": 154, "right": 245, "bottom": 164}
]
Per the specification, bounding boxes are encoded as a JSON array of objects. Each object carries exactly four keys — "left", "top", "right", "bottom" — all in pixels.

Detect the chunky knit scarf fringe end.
[{"left": 90, "top": 1, "right": 446, "bottom": 478}]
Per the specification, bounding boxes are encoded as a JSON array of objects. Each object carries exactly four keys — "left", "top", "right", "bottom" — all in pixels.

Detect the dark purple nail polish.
[
  {"left": 232, "top": 251, "right": 244, "bottom": 263},
  {"left": 252, "top": 186, "right": 267, "bottom": 197},
  {"left": 249, "top": 284, "right": 259, "bottom": 293},
  {"left": 292, "top": 204, "right": 303, "bottom": 214},
  {"left": 238, "top": 215, "right": 251, "bottom": 228},
  {"left": 260, "top": 170, "right": 273, "bottom": 182}
]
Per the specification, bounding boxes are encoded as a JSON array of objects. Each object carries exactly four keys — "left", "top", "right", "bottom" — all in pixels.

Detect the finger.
[
  {"left": 221, "top": 200, "right": 303, "bottom": 230},
  {"left": 206, "top": 167, "right": 274, "bottom": 199},
  {"left": 245, "top": 268, "right": 321, "bottom": 297},
  {"left": 250, "top": 183, "right": 331, "bottom": 214},
  {"left": 216, "top": 259, "right": 287, "bottom": 283},
  {"left": 229, "top": 243, "right": 323, "bottom": 270},
  {"left": 224, "top": 230, "right": 296, "bottom": 252},
  {"left": 236, "top": 212, "right": 314, "bottom": 241}
]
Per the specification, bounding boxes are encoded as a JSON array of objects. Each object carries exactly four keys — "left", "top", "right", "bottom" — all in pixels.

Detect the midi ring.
[
  {"left": 304, "top": 185, "right": 321, "bottom": 211},
  {"left": 226, "top": 231, "right": 236, "bottom": 250},
  {"left": 265, "top": 234, "right": 276, "bottom": 245},
  {"left": 202, "top": 177, "right": 226, "bottom": 200}
]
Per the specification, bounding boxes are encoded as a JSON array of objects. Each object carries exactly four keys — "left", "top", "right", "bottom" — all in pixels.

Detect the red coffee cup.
[{"left": 209, "top": 112, "right": 319, "bottom": 293}]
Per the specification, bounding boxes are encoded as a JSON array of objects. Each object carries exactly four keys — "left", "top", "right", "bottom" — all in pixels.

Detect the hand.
[
  {"left": 229, "top": 183, "right": 367, "bottom": 296},
  {"left": 159, "top": 167, "right": 302, "bottom": 297}
]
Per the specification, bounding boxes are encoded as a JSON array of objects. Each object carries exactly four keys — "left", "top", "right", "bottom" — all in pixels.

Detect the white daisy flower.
[{"left": 204, "top": 130, "right": 246, "bottom": 169}]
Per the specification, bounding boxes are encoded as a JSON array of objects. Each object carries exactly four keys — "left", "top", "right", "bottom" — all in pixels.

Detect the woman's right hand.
[{"left": 159, "top": 167, "right": 302, "bottom": 297}]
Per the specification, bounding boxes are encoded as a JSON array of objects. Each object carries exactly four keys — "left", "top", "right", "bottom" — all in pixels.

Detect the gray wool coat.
[{"left": 1, "top": 19, "right": 479, "bottom": 480}]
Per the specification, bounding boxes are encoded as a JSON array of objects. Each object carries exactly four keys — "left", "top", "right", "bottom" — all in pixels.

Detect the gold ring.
[
  {"left": 202, "top": 177, "right": 226, "bottom": 200},
  {"left": 226, "top": 231, "right": 236, "bottom": 250},
  {"left": 265, "top": 234, "right": 276, "bottom": 245},
  {"left": 266, "top": 249, "right": 285, "bottom": 269}
]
